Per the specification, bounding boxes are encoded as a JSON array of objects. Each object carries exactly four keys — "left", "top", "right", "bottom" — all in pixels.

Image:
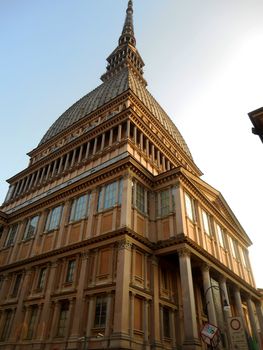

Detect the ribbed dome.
[{"left": 39, "top": 68, "right": 193, "bottom": 160}]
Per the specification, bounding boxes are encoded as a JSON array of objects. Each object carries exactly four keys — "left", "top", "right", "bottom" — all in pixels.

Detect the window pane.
[
  {"left": 230, "top": 237, "right": 237, "bottom": 258},
  {"left": 24, "top": 215, "right": 39, "bottom": 240},
  {"left": 163, "top": 308, "right": 170, "bottom": 338},
  {"left": 5, "top": 224, "right": 18, "bottom": 247},
  {"left": 136, "top": 183, "right": 145, "bottom": 213},
  {"left": 185, "top": 193, "right": 194, "bottom": 221},
  {"left": 216, "top": 224, "right": 225, "bottom": 248},
  {"left": 70, "top": 194, "right": 88, "bottom": 222},
  {"left": 161, "top": 189, "right": 170, "bottom": 216},
  {"left": 12, "top": 274, "right": 22, "bottom": 297},
  {"left": 94, "top": 296, "right": 107, "bottom": 328},
  {"left": 27, "top": 306, "right": 38, "bottom": 339},
  {"left": 0, "top": 310, "right": 12, "bottom": 340},
  {"left": 46, "top": 205, "right": 63, "bottom": 231},
  {"left": 104, "top": 182, "right": 117, "bottom": 209},
  {"left": 202, "top": 211, "right": 211, "bottom": 235},
  {"left": 57, "top": 302, "right": 69, "bottom": 337},
  {"left": 37, "top": 267, "right": 47, "bottom": 290},
  {"left": 66, "top": 260, "right": 76, "bottom": 283}
]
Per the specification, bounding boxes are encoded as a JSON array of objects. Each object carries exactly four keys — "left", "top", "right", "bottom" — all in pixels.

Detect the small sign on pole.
[{"left": 201, "top": 323, "right": 221, "bottom": 347}]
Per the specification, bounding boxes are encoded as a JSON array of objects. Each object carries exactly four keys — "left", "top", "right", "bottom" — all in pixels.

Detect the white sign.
[
  {"left": 228, "top": 317, "right": 249, "bottom": 350},
  {"left": 201, "top": 323, "right": 220, "bottom": 346}
]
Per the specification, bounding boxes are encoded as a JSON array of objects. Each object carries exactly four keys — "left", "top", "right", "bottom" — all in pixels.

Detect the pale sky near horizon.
[{"left": 0, "top": 0, "right": 263, "bottom": 286}]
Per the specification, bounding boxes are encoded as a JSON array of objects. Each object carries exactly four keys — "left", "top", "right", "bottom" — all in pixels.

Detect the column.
[
  {"left": 111, "top": 239, "right": 132, "bottom": 347},
  {"left": 39, "top": 166, "right": 46, "bottom": 183},
  {"left": 93, "top": 138, "right": 98, "bottom": 155},
  {"left": 109, "top": 129, "right": 113, "bottom": 146},
  {"left": 146, "top": 139, "right": 149, "bottom": 157},
  {"left": 9, "top": 269, "right": 32, "bottom": 341},
  {"left": 219, "top": 277, "right": 233, "bottom": 349},
  {"left": 105, "top": 292, "right": 113, "bottom": 337},
  {"left": 126, "top": 120, "right": 131, "bottom": 138},
  {"left": 100, "top": 134, "right": 105, "bottom": 151},
  {"left": 171, "top": 309, "right": 177, "bottom": 349},
  {"left": 120, "top": 175, "right": 132, "bottom": 228},
  {"left": 70, "top": 252, "right": 89, "bottom": 338},
  {"left": 140, "top": 132, "right": 143, "bottom": 149},
  {"left": 151, "top": 144, "right": 155, "bottom": 162},
  {"left": 34, "top": 169, "right": 41, "bottom": 186},
  {"left": 178, "top": 249, "right": 201, "bottom": 349},
  {"left": 130, "top": 292, "right": 135, "bottom": 337},
  {"left": 143, "top": 299, "right": 149, "bottom": 345},
  {"left": 64, "top": 153, "right": 70, "bottom": 170},
  {"left": 45, "top": 163, "right": 51, "bottom": 180},
  {"left": 38, "top": 261, "right": 58, "bottom": 340},
  {"left": 57, "top": 156, "right": 64, "bottom": 174},
  {"left": 118, "top": 124, "right": 122, "bottom": 142},
  {"left": 201, "top": 264, "right": 217, "bottom": 326},
  {"left": 150, "top": 256, "right": 162, "bottom": 347},
  {"left": 86, "top": 296, "right": 95, "bottom": 337},
  {"left": 134, "top": 126, "right": 137, "bottom": 145},
  {"left": 247, "top": 298, "right": 261, "bottom": 345},
  {"left": 51, "top": 159, "right": 58, "bottom": 177},
  {"left": 78, "top": 145, "right": 84, "bottom": 162},
  {"left": 157, "top": 150, "right": 161, "bottom": 167},
  {"left": 70, "top": 149, "right": 77, "bottom": 167},
  {"left": 162, "top": 156, "right": 166, "bottom": 171},
  {"left": 255, "top": 302, "right": 263, "bottom": 337},
  {"left": 234, "top": 287, "right": 246, "bottom": 330},
  {"left": 49, "top": 301, "right": 60, "bottom": 339},
  {"left": 174, "top": 183, "right": 187, "bottom": 235},
  {"left": 23, "top": 176, "right": 31, "bottom": 192}
]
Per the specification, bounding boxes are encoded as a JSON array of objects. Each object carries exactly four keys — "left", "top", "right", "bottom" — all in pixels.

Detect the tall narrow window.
[
  {"left": 216, "top": 224, "right": 225, "bottom": 248},
  {"left": 136, "top": 183, "right": 146, "bottom": 213},
  {"left": 45, "top": 205, "right": 63, "bottom": 231},
  {"left": 70, "top": 194, "right": 89, "bottom": 222},
  {"left": 65, "top": 260, "right": 76, "bottom": 283},
  {"left": 202, "top": 210, "right": 211, "bottom": 236},
  {"left": 98, "top": 179, "right": 122, "bottom": 211},
  {"left": 5, "top": 224, "right": 18, "bottom": 247},
  {"left": 27, "top": 306, "right": 38, "bottom": 339},
  {"left": 185, "top": 193, "right": 194, "bottom": 221},
  {"left": 94, "top": 296, "right": 107, "bottom": 328},
  {"left": 229, "top": 237, "right": 238, "bottom": 259},
  {"left": 0, "top": 309, "right": 12, "bottom": 340},
  {"left": 57, "top": 301, "right": 69, "bottom": 337},
  {"left": 161, "top": 189, "right": 170, "bottom": 216},
  {"left": 37, "top": 267, "right": 47, "bottom": 290},
  {"left": 12, "top": 273, "right": 22, "bottom": 297},
  {"left": 23, "top": 215, "right": 39, "bottom": 240},
  {"left": 241, "top": 248, "right": 248, "bottom": 267},
  {"left": 163, "top": 308, "right": 171, "bottom": 338}
]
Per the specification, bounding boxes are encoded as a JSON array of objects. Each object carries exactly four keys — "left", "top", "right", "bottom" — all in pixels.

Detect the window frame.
[
  {"left": 65, "top": 260, "right": 76, "bottom": 283},
  {"left": 185, "top": 193, "right": 194, "bottom": 221},
  {"left": 69, "top": 194, "right": 90, "bottom": 222},
  {"left": 216, "top": 224, "right": 225, "bottom": 248},
  {"left": 12, "top": 273, "right": 22, "bottom": 297},
  {"left": 57, "top": 301, "right": 69, "bottom": 337},
  {"left": 23, "top": 215, "right": 39, "bottom": 240},
  {"left": 27, "top": 306, "right": 38, "bottom": 339},
  {"left": 94, "top": 295, "right": 107, "bottom": 328},
  {"left": 163, "top": 307, "right": 171, "bottom": 338},
  {"left": 5, "top": 224, "right": 19, "bottom": 247},
  {"left": 160, "top": 189, "right": 170, "bottom": 217},
  {"left": 98, "top": 179, "right": 123, "bottom": 211},
  {"left": 45, "top": 205, "right": 63, "bottom": 232},
  {"left": 0, "top": 309, "right": 12, "bottom": 341},
  {"left": 37, "top": 267, "right": 47, "bottom": 290},
  {"left": 202, "top": 210, "right": 211, "bottom": 236}
]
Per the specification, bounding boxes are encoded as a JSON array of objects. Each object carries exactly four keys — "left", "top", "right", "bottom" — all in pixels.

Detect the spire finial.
[{"left": 119, "top": 0, "right": 136, "bottom": 47}]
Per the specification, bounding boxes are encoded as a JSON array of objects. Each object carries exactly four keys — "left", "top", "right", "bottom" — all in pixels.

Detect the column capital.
[
  {"left": 81, "top": 251, "right": 89, "bottom": 260},
  {"left": 201, "top": 263, "right": 211, "bottom": 273},
  {"left": 117, "top": 238, "right": 133, "bottom": 251},
  {"left": 178, "top": 247, "right": 191, "bottom": 258}
]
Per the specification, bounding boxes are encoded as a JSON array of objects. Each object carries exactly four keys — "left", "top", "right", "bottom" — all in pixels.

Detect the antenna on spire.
[{"left": 119, "top": 0, "right": 136, "bottom": 47}]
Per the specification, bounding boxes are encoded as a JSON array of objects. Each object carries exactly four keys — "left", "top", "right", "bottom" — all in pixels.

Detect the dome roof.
[{"left": 39, "top": 68, "right": 193, "bottom": 159}]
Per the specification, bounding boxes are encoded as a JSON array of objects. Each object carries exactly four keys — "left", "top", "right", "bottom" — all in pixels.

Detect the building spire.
[{"left": 101, "top": 0, "right": 147, "bottom": 86}]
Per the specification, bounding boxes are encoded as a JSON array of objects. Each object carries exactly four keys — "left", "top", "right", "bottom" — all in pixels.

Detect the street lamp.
[{"left": 204, "top": 285, "right": 230, "bottom": 312}]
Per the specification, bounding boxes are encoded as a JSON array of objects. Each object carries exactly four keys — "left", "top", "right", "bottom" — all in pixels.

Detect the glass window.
[
  {"left": 45, "top": 205, "right": 63, "bottom": 231},
  {"left": 161, "top": 189, "right": 170, "bottom": 217},
  {"left": 12, "top": 274, "right": 22, "bottom": 297},
  {"left": 98, "top": 180, "right": 122, "bottom": 211},
  {"left": 70, "top": 194, "right": 89, "bottom": 222},
  {"left": 37, "top": 267, "right": 47, "bottom": 290},
  {"left": 94, "top": 296, "right": 107, "bottom": 328},
  {"left": 241, "top": 248, "right": 249, "bottom": 267},
  {"left": 24, "top": 215, "right": 39, "bottom": 240},
  {"left": 27, "top": 306, "right": 38, "bottom": 339},
  {"left": 202, "top": 210, "right": 211, "bottom": 235},
  {"left": 65, "top": 260, "right": 76, "bottom": 283},
  {"left": 5, "top": 224, "right": 18, "bottom": 247},
  {"left": 0, "top": 309, "right": 12, "bottom": 340},
  {"left": 229, "top": 237, "right": 237, "bottom": 259},
  {"left": 216, "top": 224, "right": 225, "bottom": 248},
  {"left": 163, "top": 308, "right": 170, "bottom": 338},
  {"left": 185, "top": 193, "right": 194, "bottom": 221},
  {"left": 136, "top": 183, "right": 146, "bottom": 213},
  {"left": 57, "top": 302, "right": 69, "bottom": 337}
]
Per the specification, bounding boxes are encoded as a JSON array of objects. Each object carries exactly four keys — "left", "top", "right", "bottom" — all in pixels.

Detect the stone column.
[
  {"left": 247, "top": 298, "right": 260, "bottom": 345},
  {"left": 93, "top": 138, "right": 98, "bottom": 155},
  {"left": 178, "top": 249, "right": 201, "bottom": 350},
  {"left": 71, "top": 149, "right": 77, "bottom": 167},
  {"left": 146, "top": 139, "right": 149, "bottom": 157},
  {"left": 120, "top": 174, "right": 132, "bottom": 228},
  {"left": 134, "top": 126, "right": 137, "bottom": 145},
  {"left": 52, "top": 159, "right": 58, "bottom": 177},
  {"left": 255, "top": 302, "right": 263, "bottom": 336},
  {"left": 118, "top": 124, "right": 122, "bottom": 142},
  {"left": 144, "top": 299, "right": 149, "bottom": 346},
  {"left": 126, "top": 120, "right": 131, "bottom": 138},
  {"left": 171, "top": 309, "right": 177, "bottom": 349},
  {"left": 109, "top": 129, "right": 113, "bottom": 146},
  {"left": 38, "top": 261, "right": 58, "bottom": 340},
  {"left": 151, "top": 144, "right": 155, "bottom": 162},
  {"left": 45, "top": 163, "right": 51, "bottom": 180},
  {"left": 150, "top": 256, "right": 162, "bottom": 348},
  {"left": 70, "top": 252, "right": 89, "bottom": 339},
  {"left": 202, "top": 264, "right": 217, "bottom": 326},
  {"left": 129, "top": 292, "right": 135, "bottom": 338},
  {"left": 111, "top": 239, "right": 132, "bottom": 348},
  {"left": 105, "top": 292, "right": 113, "bottom": 337},
  {"left": 174, "top": 183, "right": 187, "bottom": 236},
  {"left": 140, "top": 132, "right": 143, "bottom": 149},
  {"left": 219, "top": 277, "right": 232, "bottom": 349},
  {"left": 9, "top": 268, "right": 32, "bottom": 341},
  {"left": 57, "top": 156, "right": 64, "bottom": 174},
  {"left": 101, "top": 133, "right": 105, "bottom": 151},
  {"left": 85, "top": 142, "right": 91, "bottom": 159},
  {"left": 234, "top": 287, "right": 246, "bottom": 330},
  {"left": 78, "top": 145, "right": 84, "bottom": 162},
  {"left": 86, "top": 296, "right": 95, "bottom": 337}
]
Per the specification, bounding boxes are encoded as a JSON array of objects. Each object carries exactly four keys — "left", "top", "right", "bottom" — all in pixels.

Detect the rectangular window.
[
  {"left": 12, "top": 273, "right": 22, "bottom": 297},
  {"left": 241, "top": 248, "right": 248, "bottom": 267},
  {"left": 136, "top": 183, "right": 146, "bottom": 213},
  {"left": 229, "top": 237, "right": 238, "bottom": 259},
  {"left": 5, "top": 224, "right": 18, "bottom": 247},
  {"left": 185, "top": 193, "right": 194, "bottom": 221},
  {"left": 70, "top": 194, "right": 89, "bottom": 222},
  {"left": 57, "top": 302, "right": 69, "bottom": 337},
  {"left": 161, "top": 189, "right": 170, "bottom": 216},
  {"left": 45, "top": 205, "right": 63, "bottom": 231},
  {"left": 27, "top": 306, "right": 38, "bottom": 339},
  {"left": 216, "top": 224, "right": 225, "bottom": 248},
  {"left": 37, "top": 267, "right": 47, "bottom": 290},
  {"left": 0, "top": 309, "right": 12, "bottom": 341},
  {"left": 163, "top": 308, "right": 171, "bottom": 338},
  {"left": 94, "top": 296, "right": 107, "bottom": 328},
  {"left": 98, "top": 180, "right": 122, "bottom": 211},
  {"left": 65, "top": 260, "right": 76, "bottom": 283},
  {"left": 23, "top": 215, "right": 39, "bottom": 240},
  {"left": 202, "top": 210, "right": 211, "bottom": 236}
]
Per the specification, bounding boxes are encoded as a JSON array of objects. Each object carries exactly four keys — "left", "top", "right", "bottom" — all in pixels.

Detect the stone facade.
[{"left": 0, "top": 1, "right": 262, "bottom": 350}]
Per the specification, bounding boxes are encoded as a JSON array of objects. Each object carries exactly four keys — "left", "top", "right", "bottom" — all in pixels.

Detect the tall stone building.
[{"left": 0, "top": 1, "right": 262, "bottom": 350}]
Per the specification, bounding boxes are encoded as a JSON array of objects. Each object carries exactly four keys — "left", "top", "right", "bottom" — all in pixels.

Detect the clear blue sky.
[{"left": 0, "top": 0, "right": 263, "bottom": 286}]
